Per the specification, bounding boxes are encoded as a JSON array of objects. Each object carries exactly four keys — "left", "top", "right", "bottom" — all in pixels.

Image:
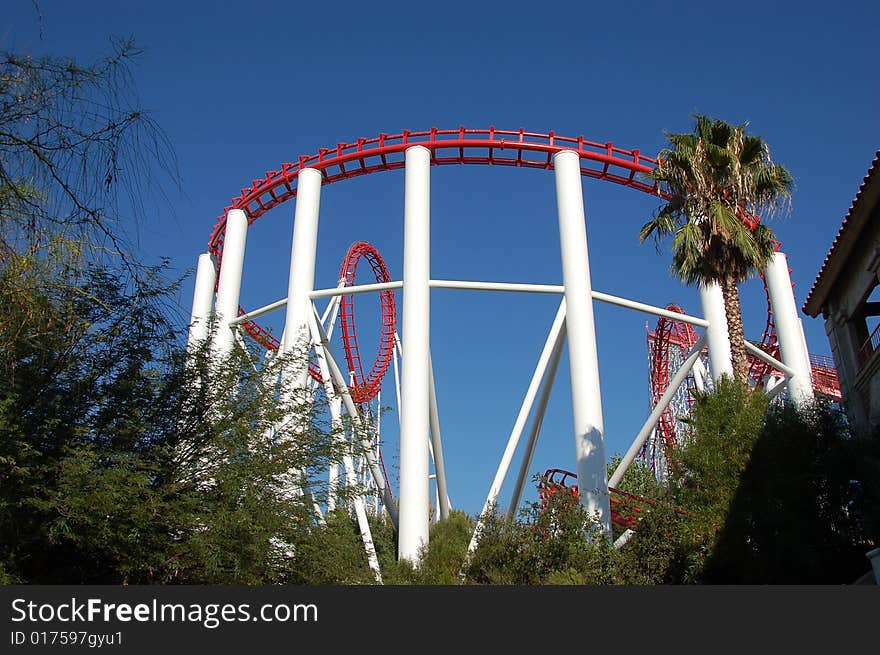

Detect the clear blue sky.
[{"left": 5, "top": 0, "right": 877, "bottom": 515}]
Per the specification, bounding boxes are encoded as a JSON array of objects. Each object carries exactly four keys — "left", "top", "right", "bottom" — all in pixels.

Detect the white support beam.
[
  {"left": 308, "top": 307, "right": 398, "bottom": 526},
  {"left": 554, "top": 149, "right": 611, "bottom": 537},
  {"left": 764, "top": 252, "right": 814, "bottom": 403},
  {"left": 188, "top": 252, "right": 217, "bottom": 350},
  {"left": 281, "top": 167, "right": 322, "bottom": 389},
  {"left": 742, "top": 340, "right": 796, "bottom": 378},
  {"left": 699, "top": 281, "right": 733, "bottom": 381},
  {"left": 429, "top": 279, "right": 563, "bottom": 294},
  {"left": 507, "top": 318, "right": 566, "bottom": 520},
  {"left": 428, "top": 355, "right": 451, "bottom": 520},
  {"left": 399, "top": 144, "right": 432, "bottom": 563},
  {"left": 592, "top": 290, "right": 709, "bottom": 328},
  {"left": 609, "top": 334, "right": 707, "bottom": 488},
  {"left": 213, "top": 209, "right": 249, "bottom": 358},
  {"left": 311, "top": 280, "right": 403, "bottom": 299},
  {"left": 468, "top": 300, "right": 566, "bottom": 554}
]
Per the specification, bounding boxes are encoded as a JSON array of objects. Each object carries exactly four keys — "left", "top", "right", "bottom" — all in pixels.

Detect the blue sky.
[{"left": 5, "top": 0, "right": 877, "bottom": 515}]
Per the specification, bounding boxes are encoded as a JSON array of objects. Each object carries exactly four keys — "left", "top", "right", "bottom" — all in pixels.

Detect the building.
[{"left": 803, "top": 151, "right": 880, "bottom": 436}]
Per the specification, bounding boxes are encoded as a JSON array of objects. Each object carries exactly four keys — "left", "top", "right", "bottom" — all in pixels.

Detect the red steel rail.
[
  {"left": 208, "top": 127, "right": 660, "bottom": 261},
  {"left": 539, "top": 468, "right": 656, "bottom": 530},
  {"left": 644, "top": 305, "right": 699, "bottom": 476},
  {"left": 338, "top": 242, "right": 397, "bottom": 405}
]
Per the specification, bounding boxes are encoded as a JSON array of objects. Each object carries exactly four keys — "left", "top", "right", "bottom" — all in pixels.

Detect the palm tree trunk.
[{"left": 720, "top": 277, "right": 749, "bottom": 384}]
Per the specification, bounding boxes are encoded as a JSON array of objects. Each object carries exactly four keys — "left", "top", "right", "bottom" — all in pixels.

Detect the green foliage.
[
  {"left": 0, "top": 42, "right": 340, "bottom": 585},
  {"left": 669, "top": 379, "right": 769, "bottom": 528},
  {"left": 287, "top": 509, "right": 380, "bottom": 585},
  {"left": 463, "top": 494, "right": 611, "bottom": 585},
  {"left": 700, "top": 397, "right": 880, "bottom": 583},
  {"left": 410, "top": 511, "right": 474, "bottom": 584}
]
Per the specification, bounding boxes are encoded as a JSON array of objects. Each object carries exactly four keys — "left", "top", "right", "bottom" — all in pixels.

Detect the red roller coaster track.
[
  {"left": 208, "top": 127, "right": 661, "bottom": 262},
  {"left": 209, "top": 126, "right": 840, "bottom": 488},
  {"left": 337, "top": 242, "right": 397, "bottom": 405},
  {"left": 215, "top": 126, "right": 666, "bottom": 408},
  {"left": 645, "top": 304, "right": 842, "bottom": 476},
  {"left": 235, "top": 242, "right": 397, "bottom": 404},
  {"left": 539, "top": 469, "right": 646, "bottom": 530},
  {"left": 644, "top": 305, "right": 699, "bottom": 475}
]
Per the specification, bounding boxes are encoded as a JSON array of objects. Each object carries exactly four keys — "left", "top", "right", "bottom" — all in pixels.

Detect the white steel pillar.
[
  {"left": 764, "top": 252, "right": 814, "bottom": 402},
  {"left": 281, "top": 168, "right": 322, "bottom": 387},
  {"left": 399, "top": 145, "right": 431, "bottom": 563},
  {"left": 553, "top": 149, "right": 611, "bottom": 536},
  {"left": 187, "top": 252, "right": 216, "bottom": 350},
  {"left": 699, "top": 281, "right": 734, "bottom": 381},
  {"left": 428, "top": 355, "right": 451, "bottom": 520},
  {"left": 212, "top": 209, "right": 249, "bottom": 358}
]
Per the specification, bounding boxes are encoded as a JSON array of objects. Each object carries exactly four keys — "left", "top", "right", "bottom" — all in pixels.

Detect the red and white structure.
[
  {"left": 642, "top": 270, "right": 843, "bottom": 480},
  {"left": 187, "top": 127, "right": 823, "bottom": 571}
]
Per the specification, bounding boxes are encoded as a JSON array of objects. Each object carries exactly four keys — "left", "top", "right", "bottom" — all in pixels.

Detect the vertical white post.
[
  {"left": 399, "top": 145, "right": 431, "bottom": 563},
  {"left": 764, "top": 252, "right": 814, "bottom": 402},
  {"left": 187, "top": 252, "right": 216, "bottom": 350},
  {"left": 212, "top": 209, "right": 249, "bottom": 358},
  {"left": 553, "top": 149, "right": 611, "bottom": 536},
  {"left": 281, "top": 167, "right": 322, "bottom": 387},
  {"left": 699, "top": 281, "right": 734, "bottom": 381},
  {"left": 375, "top": 389, "right": 382, "bottom": 516}
]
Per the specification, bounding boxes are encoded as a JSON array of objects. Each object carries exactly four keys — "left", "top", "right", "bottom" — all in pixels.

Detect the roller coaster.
[{"left": 188, "top": 125, "right": 839, "bottom": 575}]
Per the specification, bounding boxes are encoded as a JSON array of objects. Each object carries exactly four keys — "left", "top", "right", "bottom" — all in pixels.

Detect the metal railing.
[{"left": 857, "top": 322, "right": 880, "bottom": 368}]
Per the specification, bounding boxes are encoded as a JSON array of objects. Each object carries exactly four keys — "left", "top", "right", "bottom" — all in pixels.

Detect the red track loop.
[{"left": 338, "top": 242, "right": 397, "bottom": 404}]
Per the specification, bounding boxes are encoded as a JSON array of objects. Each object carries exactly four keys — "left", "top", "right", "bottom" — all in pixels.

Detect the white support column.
[
  {"left": 764, "top": 251, "right": 814, "bottom": 402},
  {"left": 553, "top": 149, "right": 611, "bottom": 536},
  {"left": 399, "top": 145, "right": 431, "bottom": 563},
  {"left": 428, "top": 358, "right": 449, "bottom": 519},
  {"left": 187, "top": 252, "right": 217, "bottom": 350},
  {"left": 308, "top": 307, "right": 398, "bottom": 525},
  {"left": 507, "top": 318, "right": 566, "bottom": 520},
  {"left": 692, "top": 357, "right": 709, "bottom": 394},
  {"left": 699, "top": 281, "right": 733, "bottom": 382},
  {"left": 608, "top": 334, "right": 707, "bottom": 488},
  {"left": 428, "top": 355, "right": 451, "bottom": 520},
  {"left": 471, "top": 301, "right": 566, "bottom": 540},
  {"left": 212, "top": 209, "right": 249, "bottom": 358},
  {"left": 281, "top": 167, "right": 322, "bottom": 387}
]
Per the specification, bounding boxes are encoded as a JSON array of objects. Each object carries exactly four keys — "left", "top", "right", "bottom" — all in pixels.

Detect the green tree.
[
  {"left": 640, "top": 115, "right": 793, "bottom": 382},
  {"left": 0, "top": 42, "right": 348, "bottom": 584},
  {"left": 698, "top": 396, "right": 880, "bottom": 583}
]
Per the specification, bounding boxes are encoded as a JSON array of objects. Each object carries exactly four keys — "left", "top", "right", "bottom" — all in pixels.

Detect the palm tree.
[{"left": 640, "top": 115, "right": 794, "bottom": 383}]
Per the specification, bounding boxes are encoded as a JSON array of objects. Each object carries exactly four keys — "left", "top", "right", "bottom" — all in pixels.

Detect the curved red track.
[
  {"left": 208, "top": 127, "right": 661, "bottom": 261},
  {"left": 219, "top": 126, "right": 663, "bottom": 397},
  {"left": 337, "top": 242, "right": 397, "bottom": 404},
  {"left": 216, "top": 126, "right": 835, "bottom": 437}
]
